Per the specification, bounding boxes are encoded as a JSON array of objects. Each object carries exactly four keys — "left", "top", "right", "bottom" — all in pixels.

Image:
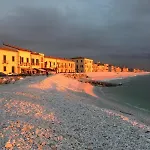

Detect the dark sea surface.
[{"left": 94, "top": 74, "right": 150, "bottom": 125}]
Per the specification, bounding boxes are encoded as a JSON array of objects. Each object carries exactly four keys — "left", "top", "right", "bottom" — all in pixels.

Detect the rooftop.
[
  {"left": 45, "top": 56, "right": 74, "bottom": 62},
  {"left": 0, "top": 46, "right": 18, "bottom": 52},
  {"left": 71, "top": 56, "right": 93, "bottom": 60},
  {"left": 3, "top": 43, "right": 32, "bottom": 52}
]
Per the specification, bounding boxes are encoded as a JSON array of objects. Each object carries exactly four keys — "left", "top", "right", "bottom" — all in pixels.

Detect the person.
[{"left": 46, "top": 71, "right": 49, "bottom": 77}]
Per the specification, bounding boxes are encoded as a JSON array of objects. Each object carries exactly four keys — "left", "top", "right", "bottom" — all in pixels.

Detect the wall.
[
  {"left": 31, "top": 53, "right": 41, "bottom": 69},
  {"left": 18, "top": 50, "right": 31, "bottom": 73},
  {"left": 44, "top": 57, "right": 57, "bottom": 70},
  {"left": 0, "top": 48, "right": 18, "bottom": 74},
  {"left": 57, "top": 59, "right": 75, "bottom": 73},
  {"left": 84, "top": 58, "right": 93, "bottom": 72}
]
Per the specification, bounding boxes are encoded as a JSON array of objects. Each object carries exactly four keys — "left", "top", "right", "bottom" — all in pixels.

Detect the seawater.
[{"left": 94, "top": 74, "right": 150, "bottom": 125}]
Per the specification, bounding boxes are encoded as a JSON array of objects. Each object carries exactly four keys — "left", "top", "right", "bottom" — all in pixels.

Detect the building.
[
  {"left": 92, "top": 62, "right": 107, "bottom": 72},
  {"left": 110, "top": 65, "right": 116, "bottom": 72},
  {"left": 122, "top": 67, "right": 129, "bottom": 72},
  {"left": 44, "top": 56, "right": 75, "bottom": 73},
  {"left": 71, "top": 57, "right": 93, "bottom": 73},
  {"left": 115, "top": 66, "right": 122, "bottom": 72},
  {"left": 103, "top": 64, "right": 109, "bottom": 72},
  {"left": 92, "top": 63, "right": 99, "bottom": 72},
  {"left": 0, "top": 46, "right": 19, "bottom": 74},
  {"left": 133, "top": 68, "right": 142, "bottom": 73},
  {"left": 57, "top": 58, "right": 75, "bottom": 73},
  {"left": 0, "top": 43, "right": 46, "bottom": 74},
  {"left": 30, "top": 52, "right": 45, "bottom": 74},
  {"left": 44, "top": 56, "right": 57, "bottom": 71}
]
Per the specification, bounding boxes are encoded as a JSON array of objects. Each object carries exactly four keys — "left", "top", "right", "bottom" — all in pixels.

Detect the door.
[{"left": 12, "top": 66, "right": 15, "bottom": 73}]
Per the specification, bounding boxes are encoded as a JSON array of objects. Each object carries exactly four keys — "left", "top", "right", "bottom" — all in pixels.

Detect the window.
[
  {"left": 77, "top": 65, "right": 78, "bottom": 69},
  {"left": 3, "top": 55, "right": 6, "bottom": 63},
  {"left": 69, "top": 63, "right": 70, "bottom": 66},
  {"left": 54, "top": 62, "right": 55, "bottom": 66},
  {"left": 45, "top": 62, "right": 47, "bottom": 68},
  {"left": 3, "top": 66, "right": 6, "bottom": 71},
  {"left": 21, "top": 57, "right": 24, "bottom": 63},
  {"left": 41, "top": 57, "right": 43, "bottom": 62},
  {"left": 76, "top": 60, "right": 78, "bottom": 63},
  {"left": 12, "top": 66, "right": 15, "bottom": 73},
  {"left": 20, "top": 56, "right": 21, "bottom": 64},
  {"left": 31, "top": 59, "right": 35, "bottom": 65},
  {"left": 50, "top": 62, "right": 51, "bottom": 67},
  {"left": 81, "top": 60, "right": 82, "bottom": 62},
  {"left": 36, "top": 59, "right": 39, "bottom": 65},
  {"left": 26, "top": 58, "right": 29, "bottom": 63},
  {"left": 12, "top": 56, "right": 15, "bottom": 62}
]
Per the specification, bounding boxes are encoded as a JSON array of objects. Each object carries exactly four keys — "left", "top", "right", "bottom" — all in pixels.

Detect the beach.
[
  {"left": 0, "top": 73, "right": 150, "bottom": 149},
  {"left": 87, "top": 72, "right": 150, "bottom": 81}
]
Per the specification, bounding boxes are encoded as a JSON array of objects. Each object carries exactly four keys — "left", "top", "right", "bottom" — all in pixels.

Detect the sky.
[{"left": 0, "top": 0, "right": 150, "bottom": 70}]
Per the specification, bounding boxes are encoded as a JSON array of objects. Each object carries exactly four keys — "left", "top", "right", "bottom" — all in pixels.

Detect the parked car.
[
  {"left": 7, "top": 73, "right": 18, "bottom": 76},
  {"left": 0, "top": 72, "right": 7, "bottom": 77}
]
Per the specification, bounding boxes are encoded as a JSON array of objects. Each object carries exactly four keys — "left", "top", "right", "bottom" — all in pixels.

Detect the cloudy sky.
[{"left": 0, "top": 0, "right": 150, "bottom": 70}]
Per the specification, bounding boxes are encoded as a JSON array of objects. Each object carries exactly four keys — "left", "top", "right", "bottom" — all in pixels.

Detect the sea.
[{"left": 94, "top": 74, "right": 150, "bottom": 126}]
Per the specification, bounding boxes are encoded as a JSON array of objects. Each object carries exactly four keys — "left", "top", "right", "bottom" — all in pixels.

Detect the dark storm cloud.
[{"left": 0, "top": 0, "right": 150, "bottom": 70}]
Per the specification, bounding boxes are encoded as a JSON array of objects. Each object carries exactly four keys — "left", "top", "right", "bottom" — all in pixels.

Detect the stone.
[{"left": 5, "top": 141, "right": 13, "bottom": 149}]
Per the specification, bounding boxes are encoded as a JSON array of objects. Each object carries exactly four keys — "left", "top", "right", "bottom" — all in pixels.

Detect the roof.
[
  {"left": 45, "top": 56, "right": 74, "bottom": 62},
  {"left": 34, "top": 68, "right": 46, "bottom": 72},
  {"left": 0, "top": 46, "right": 18, "bottom": 52},
  {"left": 71, "top": 56, "right": 93, "bottom": 60},
  {"left": 3, "top": 43, "right": 32, "bottom": 52},
  {"left": 44, "top": 56, "right": 58, "bottom": 59},
  {"left": 31, "top": 52, "right": 40, "bottom": 55}
]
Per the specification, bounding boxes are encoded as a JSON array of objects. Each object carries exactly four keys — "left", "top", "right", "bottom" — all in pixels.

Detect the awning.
[{"left": 34, "top": 68, "right": 46, "bottom": 72}]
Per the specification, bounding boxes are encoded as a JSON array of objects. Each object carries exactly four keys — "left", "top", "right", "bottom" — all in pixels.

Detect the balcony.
[
  {"left": 20, "top": 62, "right": 31, "bottom": 66},
  {"left": 2, "top": 60, "right": 8, "bottom": 64}
]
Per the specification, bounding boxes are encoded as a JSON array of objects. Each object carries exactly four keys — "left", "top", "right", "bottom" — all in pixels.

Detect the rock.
[{"left": 5, "top": 141, "right": 13, "bottom": 149}]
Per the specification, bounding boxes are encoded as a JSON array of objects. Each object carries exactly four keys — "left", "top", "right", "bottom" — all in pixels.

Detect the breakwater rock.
[
  {"left": 79, "top": 79, "right": 122, "bottom": 87},
  {"left": 63, "top": 73, "right": 89, "bottom": 80},
  {"left": 63, "top": 73, "right": 122, "bottom": 87},
  {"left": 0, "top": 76, "right": 24, "bottom": 85}
]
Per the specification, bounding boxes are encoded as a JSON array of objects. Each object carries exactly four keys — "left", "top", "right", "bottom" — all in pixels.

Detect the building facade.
[
  {"left": 122, "top": 67, "right": 129, "bottom": 72},
  {"left": 57, "top": 58, "right": 75, "bottom": 73},
  {"left": 44, "top": 56, "right": 75, "bottom": 73},
  {"left": 0, "top": 43, "right": 46, "bottom": 74},
  {"left": 0, "top": 47, "right": 19, "bottom": 74},
  {"left": 44, "top": 56, "right": 57, "bottom": 71},
  {"left": 71, "top": 57, "right": 93, "bottom": 73}
]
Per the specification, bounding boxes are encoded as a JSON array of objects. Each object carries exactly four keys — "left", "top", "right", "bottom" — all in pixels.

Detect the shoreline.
[
  {"left": 91, "top": 72, "right": 150, "bottom": 127},
  {"left": 87, "top": 72, "right": 150, "bottom": 82}
]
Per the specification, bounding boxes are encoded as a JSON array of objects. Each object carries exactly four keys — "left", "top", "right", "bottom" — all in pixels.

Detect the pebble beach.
[{"left": 0, "top": 74, "right": 150, "bottom": 149}]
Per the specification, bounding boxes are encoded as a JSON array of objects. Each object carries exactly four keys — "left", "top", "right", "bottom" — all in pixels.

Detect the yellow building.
[
  {"left": 1, "top": 43, "right": 46, "bottom": 74},
  {"left": 71, "top": 57, "right": 93, "bottom": 73},
  {"left": 44, "top": 56, "right": 57, "bottom": 71},
  {"left": 104, "top": 64, "right": 109, "bottom": 72},
  {"left": 122, "top": 67, "right": 129, "bottom": 72},
  {"left": 0, "top": 46, "right": 19, "bottom": 74},
  {"left": 18, "top": 49, "right": 31, "bottom": 73},
  {"left": 133, "top": 68, "right": 142, "bottom": 73},
  {"left": 57, "top": 58, "right": 75, "bottom": 73},
  {"left": 92, "top": 63, "right": 99, "bottom": 72},
  {"left": 44, "top": 56, "right": 75, "bottom": 73},
  {"left": 111, "top": 66, "right": 116, "bottom": 72},
  {"left": 115, "top": 66, "right": 122, "bottom": 72}
]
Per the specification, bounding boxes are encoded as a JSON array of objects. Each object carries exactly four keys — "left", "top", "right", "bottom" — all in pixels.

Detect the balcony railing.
[
  {"left": 2, "top": 60, "right": 8, "bottom": 64},
  {"left": 20, "top": 62, "right": 31, "bottom": 66}
]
